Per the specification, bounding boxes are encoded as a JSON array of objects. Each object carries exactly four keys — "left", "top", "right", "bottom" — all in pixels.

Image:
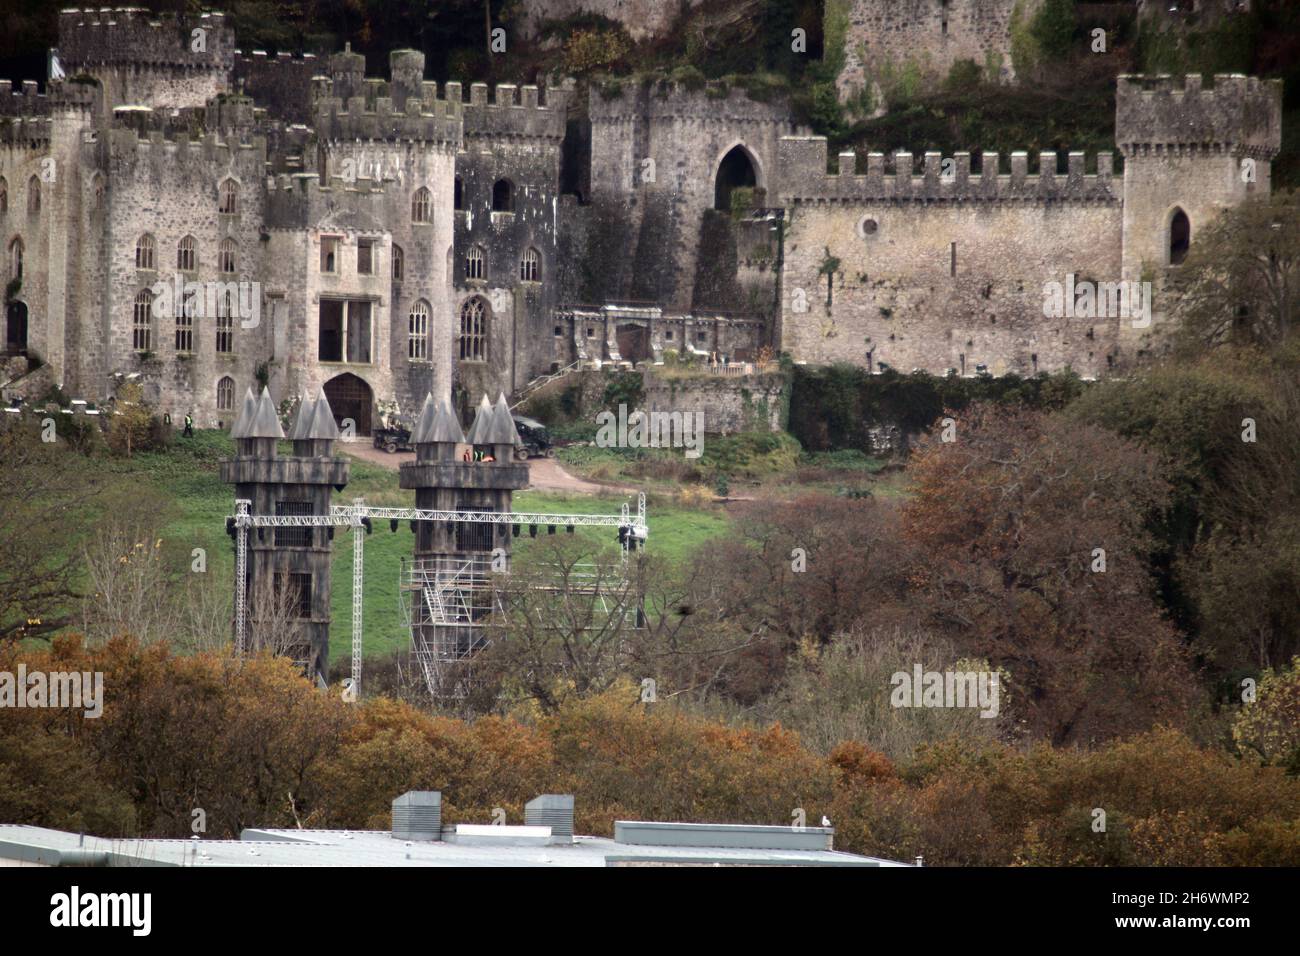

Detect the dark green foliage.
[
  {"left": 600, "top": 370, "right": 644, "bottom": 413},
  {"left": 1137, "top": 10, "right": 1259, "bottom": 77},
  {"left": 37, "top": 383, "right": 69, "bottom": 406},
  {"left": 943, "top": 58, "right": 984, "bottom": 94},
  {"left": 838, "top": 72, "right": 1119, "bottom": 164},
  {"left": 788, "top": 365, "right": 1086, "bottom": 453},
  {"left": 1029, "top": 0, "right": 1078, "bottom": 62}
]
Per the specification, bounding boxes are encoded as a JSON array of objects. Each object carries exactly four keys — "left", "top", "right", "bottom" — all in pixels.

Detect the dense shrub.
[{"left": 4, "top": 638, "right": 1297, "bottom": 864}]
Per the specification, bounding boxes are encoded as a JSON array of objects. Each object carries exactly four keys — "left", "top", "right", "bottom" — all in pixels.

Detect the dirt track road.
[{"left": 343, "top": 443, "right": 633, "bottom": 495}]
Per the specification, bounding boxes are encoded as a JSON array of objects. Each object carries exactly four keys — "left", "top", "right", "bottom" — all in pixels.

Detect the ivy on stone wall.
[
  {"left": 601, "top": 370, "right": 644, "bottom": 413},
  {"left": 788, "top": 365, "right": 1087, "bottom": 453}
]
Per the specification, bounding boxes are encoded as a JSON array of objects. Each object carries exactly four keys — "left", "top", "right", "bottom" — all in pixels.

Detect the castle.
[{"left": 0, "top": 7, "right": 1282, "bottom": 432}]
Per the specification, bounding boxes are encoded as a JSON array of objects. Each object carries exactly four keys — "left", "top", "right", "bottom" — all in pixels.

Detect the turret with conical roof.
[
  {"left": 220, "top": 383, "right": 350, "bottom": 683},
  {"left": 485, "top": 392, "right": 523, "bottom": 462},
  {"left": 400, "top": 390, "right": 530, "bottom": 666},
  {"left": 231, "top": 386, "right": 283, "bottom": 460},
  {"left": 464, "top": 394, "right": 495, "bottom": 446},
  {"left": 292, "top": 386, "right": 342, "bottom": 458},
  {"left": 411, "top": 393, "right": 466, "bottom": 462}
]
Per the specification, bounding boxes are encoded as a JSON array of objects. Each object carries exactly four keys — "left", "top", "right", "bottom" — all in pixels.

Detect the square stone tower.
[{"left": 1117, "top": 73, "right": 1283, "bottom": 352}]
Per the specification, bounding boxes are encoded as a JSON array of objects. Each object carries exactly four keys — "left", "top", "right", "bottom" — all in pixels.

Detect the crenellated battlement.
[
  {"left": 461, "top": 82, "right": 569, "bottom": 142},
  {"left": 0, "top": 78, "right": 98, "bottom": 118},
  {"left": 0, "top": 116, "right": 53, "bottom": 148},
  {"left": 309, "top": 47, "right": 462, "bottom": 146},
  {"left": 775, "top": 137, "right": 1119, "bottom": 205},
  {"left": 57, "top": 8, "right": 235, "bottom": 71},
  {"left": 312, "top": 83, "right": 462, "bottom": 146},
  {"left": 264, "top": 171, "right": 396, "bottom": 230},
  {"left": 105, "top": 106, "right": 265, "bottom": 163},
  {"left": 1116, "top": 73, "right": 1282, "bottom": 158},
  {"left": 0, "top": 80, "right": 50, "bottom": 118}
]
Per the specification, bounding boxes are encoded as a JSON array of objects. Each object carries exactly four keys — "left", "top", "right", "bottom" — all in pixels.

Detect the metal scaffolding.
[{"left": 227, "top": 493, "right": 648, "bottom": 698}]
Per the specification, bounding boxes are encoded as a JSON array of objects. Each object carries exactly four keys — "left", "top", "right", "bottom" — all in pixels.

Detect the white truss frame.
[{"left": 228, "top": 493, "right": 648, "bottom": 697}]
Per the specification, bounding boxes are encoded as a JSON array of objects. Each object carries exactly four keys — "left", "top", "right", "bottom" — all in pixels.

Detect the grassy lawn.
[
  {"left": 96, "top": 432, "right": 732, "bottom": 664},
  {"left": 42, "top": 425, "right": 917, "bottom": 666},
  {"left": 22, "top": 428, "right": 898, "bottom": 664},
  {"left": 557, "top": 432, "right": 904, "bottom": 501}
]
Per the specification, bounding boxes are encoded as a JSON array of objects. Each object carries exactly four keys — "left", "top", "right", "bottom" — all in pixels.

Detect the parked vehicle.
[
  {"left": 513, "top": 415, "right": 555, "bottom": 460},
  {"left": 373, "top": 424, "right": 413, "bottom": 454},
  {"left": 373, "top": 415, "right": 553, "bottom": 459}
]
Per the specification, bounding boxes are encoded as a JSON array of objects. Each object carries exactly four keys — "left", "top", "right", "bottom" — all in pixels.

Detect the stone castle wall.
[
  {"left": 516, "top": 0, "right": 704, "bottom": 42},
  {"left": 57, "top": 8, "right": 235, "bottom": 110},
  {"left": 1, "top": 8, "right": 1285, "bottom": 431},
  {"left": 775, "top": 140, "right": 1124, "bottom": 376},
  {"left": 836, "top": 0, "right": 1043, "bottom": 105},
  {"left": 775, "top": 71, "right": 1283, "bottom": 375},
  {"left": 586, "top": 79, "right": 807, "bottom": 311},
  {"left": 96, "top": 125, "right": 271, "bottom": 424},
  {"left": 1115, "top": 73, "right": 1282, "bottom": 353},
  {"left": 643, "top": 369, "right": 786, "bottom": 435}
]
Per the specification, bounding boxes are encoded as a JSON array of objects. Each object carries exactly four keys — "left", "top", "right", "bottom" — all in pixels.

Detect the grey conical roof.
[
  {"left": 464, "top": 394, "right": 494, "bottom": 444},
  {"left": 480, "top": 392, "right": 521, "bottom": 445},
  {"left": 230, "top": 387, "right": 257, "bottom": 437},
  {"left": 430, "top": 398, "right": 466, "bottom": 443},
  {"left": 246, "top": 386, "right": 284, "bottom": 439},
  {"left": 304, "top": 386, "right": 341, "bottom": 440},
  {"left": 289, "top": 395, "right": 316, "bottom": 440},
  {"left": 409, "top": 393, "right": 437, "bottom": 444}
]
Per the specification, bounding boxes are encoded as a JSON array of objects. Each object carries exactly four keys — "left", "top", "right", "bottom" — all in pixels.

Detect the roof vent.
[
  {"left": 526, "top": 794, "right": 574, "bottom": 844},
  {"left": 391, "top": 791, "right": 441, "bottom": 841},
  {"left": 614, "top": 821, "right": 833, "bottom": 852}
]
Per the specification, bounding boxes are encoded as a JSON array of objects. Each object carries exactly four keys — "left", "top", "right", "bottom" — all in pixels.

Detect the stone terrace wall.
[{"left": 643, "top": 369, "right": 786, "bottom": 435}]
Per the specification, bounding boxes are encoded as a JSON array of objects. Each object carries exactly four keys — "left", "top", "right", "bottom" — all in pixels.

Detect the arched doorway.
[
  {"left": 323, "top": 372, "right": 373, "bottom": 436},
  {"left": 715, "top": 145, "right": 757, "bottom": 211},
  {"left": 1169, "top": 207, "right": 1190, "bottom": 265},
  {"left": 5, "top": 301, "right": 27, "bottom": 356}
]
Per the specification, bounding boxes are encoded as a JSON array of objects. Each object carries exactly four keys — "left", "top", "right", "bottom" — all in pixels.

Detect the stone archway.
[
  {"left": 714, "top": 144, "right": 758, "bottom": 211},
  {"left": 323, "top": 372, "right": 373, "bottom": 436}
]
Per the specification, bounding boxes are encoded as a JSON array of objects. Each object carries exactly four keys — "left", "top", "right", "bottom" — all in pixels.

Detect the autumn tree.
[
  {"left": 81, "top": 521, "right": 178, "bottom": 646},
  {"left": 902, "top": 404, "right": 1196, "bottom": 745},
  {"left": 772, "top": 625, "right": 1008, "bottom": 760},
  {"left": 692, "top": 494, "right": 916, "bottom": 657},
  {"left": 76, "top": 636, "right": 354, "bottom": 838},
  {"left": 473, "top": 537, "right": 766, "bottom": 713},
  {"left": 106, "top": 381, "right": 153, "bottom": 457},
  {"left": 1233, "top": 656, "right": 1300, "bottom": 772},
  {"left": 1070, "top": 351, "right": 1300, "bottom": 673}
]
